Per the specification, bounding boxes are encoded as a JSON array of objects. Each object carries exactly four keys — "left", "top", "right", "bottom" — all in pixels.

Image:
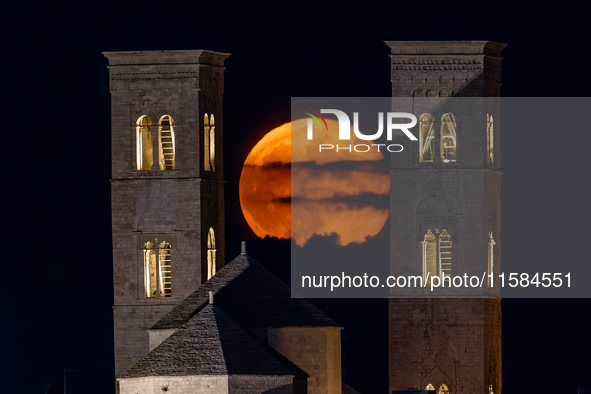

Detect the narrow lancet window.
[
  {"left": 136, "top": 116, "right": 153, "bottom": 171},
  {"left": 488, "top": 232, "right": 496, "bottom": 287},
  {"left": 422, "top": 229, "right": 437, "bottom": 282},
  {"left": 204, "top": 114, "right": 215, "bottom": 172},
  {"left": 209, "top": 115, "right": 216, "bottom": 172},
  {"left": 438, "top": 229, "right": 452, "bottom": 278},
  {"left": 487, "top": 114, "right": 494, "bottom": 163},
  {"left": 143, "top": 242, "right": 157, "bottom": 298},
  {"left": 419, "top": 113, "right": 435, "bottom": 162},
  {"left": 158, "top": 115, "right": 175, "bottom": 170},
  {"left": 441, "top": 113, "right": 457, "bottom": 162},
  {"left": 422, "top": 229, "right": 453, "bottom": 282},
  {"left": 143, "top": 241, "right": 172, "bottom": 298},
  {"left": 158, "top": 241, "right": 172, "bottom": 298},
  {"left": 204, "top": 114, "right": 211, "bottom": 171},
  {"left": 207, "top": 228, "right": 216, "bottom": 280}
]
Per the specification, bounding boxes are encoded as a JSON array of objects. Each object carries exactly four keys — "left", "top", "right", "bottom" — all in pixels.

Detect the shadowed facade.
[{"left": 387, "top": 41, "right": 505, "bottom": 394}]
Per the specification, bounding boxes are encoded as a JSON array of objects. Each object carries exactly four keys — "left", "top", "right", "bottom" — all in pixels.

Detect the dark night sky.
[{"left": 1, "top": 1, "right": 591, "bottom": 393}]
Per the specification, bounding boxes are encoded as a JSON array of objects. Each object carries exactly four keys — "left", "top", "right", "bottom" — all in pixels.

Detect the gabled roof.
[
  {"left": 343, "top": 382, "right": 362, "bottom": 394},
  {"left": 121, "top": 304, "right": 308, "bottom": 378},
  {"left": 151, "top": 253, "right": 339, "bottom": 330}
]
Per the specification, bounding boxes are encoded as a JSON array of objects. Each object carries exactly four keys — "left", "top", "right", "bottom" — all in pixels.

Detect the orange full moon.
[{"left": 239, "top": 118, "right": 390, "bottom": 246}]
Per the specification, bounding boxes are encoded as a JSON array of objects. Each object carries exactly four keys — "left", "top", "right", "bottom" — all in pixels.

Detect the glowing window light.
[
  {"left": 204, "top": 114, "right": 211, "bottom": 171},
  {"left": 438, "top": 229, "right": 452, "bottom": 278},
  {"left": 419, "top": 113, "right": 435, "bottom": 162},
  {"left": 487, "top": 114, "right": 494, "bottom": 163},
  {"left": 136, "top": 116, "right": 153, "bottom": 171},
  {"left": 143, "top": 242, "right": 157, "bottom": 298},
  {"left": 440, "top": 113, "right": 457, "bottom": 163},
  {"left": 438, "top": 384, "right": 449, "bottom": 394},
  {"left": 422, "top": 229, "right": 437, "bottom": 283},
  {"left": 143, "top": 241, "right": 172, "bottom": 298},
  {"left": 488, "top": 232, "right": 496, "bottom": 287},
  {"left": 209, "top": 115, "right": 215, "bottom": 172},
  {"left": 207, "top": 228, "right": 216, "bottom": 280},
  {"left": 158, "top": 115, "right": 175, "bottom": 170},
  {"left": 158, "top": 241, "right": 172, "bottom": 298},
  {"left": 422, "top": 229, "right": 453, "bottom": 283}
]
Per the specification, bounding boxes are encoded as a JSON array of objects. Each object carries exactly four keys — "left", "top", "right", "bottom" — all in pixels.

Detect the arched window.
[
  {"left": 158, "top": 115, "right": 175, "bottom": 170},
  {"left": 438, "top": 384, "right": 449, "bottom": 394},
  {"left": 487, "top": 114, "right": 494, "bottom": 163},
  {"left": 143, "top": 241, "right": 172, "bottom": 298},
  {"left": 425, "top": 384, "right": 435, "bottom": 391},
  {"left": 438, "top": 229, "right": 452, "bottom": 277},
  {"left": 143, "top": 241, "right": 156, "bottom": 298},
  {"left": 204, "top": 114, "right": 211, "bottom": 171},
  {"left": 158, "top": 241, "right": 172, "bottom": 298},
  {"left": 136, "top": 116, "right": 153, "bottom": 171},
  {"left": 209, "top": 115, "right": 215, "bottom": 172},
  {"left": 422, "top": 229, "right": 437, "bottom": 282},
  {"left": 422, "top": 229, "right": 452, "bottom": 282},
  {"left": 488, "top": 232, "right": 496, "bottom": 287},
  {"left": 419, "top": 113, "right": 435, "bottom": 162},
  {"left": 441, "top": 113, "right": 457, "bottom": 163},
  {"left": 204, "top": 114, "right": 216, "bottom": 172},
  {"left": 207, "top": 228, "right": 216, "bottom": 280}
]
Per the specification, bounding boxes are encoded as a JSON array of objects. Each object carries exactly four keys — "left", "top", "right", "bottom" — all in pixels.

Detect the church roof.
[
  {"left": 343, "top": 382, "right": 362, "bottom": 394},
  {"left": 120, "top": 304, "right": 308, "bottom": 378},
  {"left": 151, "top": 253, "right": 340, "bottom": 330}
]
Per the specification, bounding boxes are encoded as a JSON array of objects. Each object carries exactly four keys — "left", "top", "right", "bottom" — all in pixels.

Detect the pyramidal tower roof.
[
  {"left": 121, "top": 304, "right": 308, "bottom": 378},
  {"left": 151, "top": 253, "right": 339, "bottom": 330}
]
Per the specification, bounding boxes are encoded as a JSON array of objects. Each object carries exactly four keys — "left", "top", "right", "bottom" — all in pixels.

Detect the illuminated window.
[
  {"left": 419, "top": 113, "right": 435, "bottom": 162},
  {"left": 440, "top": 113, "right": 457, "bottom": 163},
  {"left": 144, "top": 242, "right": 157, "bottom": 298},
  {"left": 158, "top": 115, "right": 175, "bottom": 170},
  {"left": 204, "top": 114, "right": 216, "bottom": 172},
  {"left": 488, "top": 232, "right": 496, "bottom": 287},
  {"left": 422, "top": 229, "right": 452, "bottom": 282},
  {"left": 204, "top": 114, "right": 210, "bottom": 171},
  {"left": 136, "top": 116, "right": 153, "bottom": 171},
  {"left": 438, "top": 384, "right": 449, "bottom": 394},
  {"left": 438, "top": 229, "right": 452, "bottom": 277},
  {"left": 422, "top": 229, "right": 437, "bottom": 282},
  {"left": 159, "top": 241, "right": 172, "bottom": 297},
  {"left": 425, "top": 384, "right": 435, "bottom": 391},
  {"left": 143, "top": 241, "right": 172, "bottom": 298},
  {"left": 487, "top": 114, "right": 494, "bottom": 163},
  {"left": 207, "top": 228, "right": 216, "bottom": 280}
]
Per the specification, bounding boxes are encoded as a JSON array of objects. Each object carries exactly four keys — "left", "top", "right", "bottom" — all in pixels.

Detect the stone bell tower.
[
  {"left": 386, "top": 41, "right": 505, "bottom": 394},
  {"left": 104, "top": 50, "right": 229, "bottom": 378}
]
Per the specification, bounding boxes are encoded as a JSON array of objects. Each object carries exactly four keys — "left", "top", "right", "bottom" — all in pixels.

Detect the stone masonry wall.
[
  {"left": 389, "top": 299, "right": 501, "bottom": 394},
  {"left": 119, "top": 375, "right": 229, "bottom": 394},
  {"left": 105, "top": 50, "right": 228, "bottom": 378},
  {"left": 229, "top": 375, "right": 303, "bottom": 394},
  {"left": 387, "top": 41, "right": 504, "bottom": 394},
  {"left": 268, "top": 327, "right": 342, "bottom": 394}
]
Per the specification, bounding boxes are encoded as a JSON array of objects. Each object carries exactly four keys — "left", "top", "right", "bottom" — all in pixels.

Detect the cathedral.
[{"left": 105, "top": 41, "right": 504, "bottom": 394}]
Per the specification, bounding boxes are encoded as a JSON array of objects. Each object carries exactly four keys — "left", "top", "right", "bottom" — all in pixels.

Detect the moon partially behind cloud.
[{"left": 239, "top": 118, "right": 390, "bottom": 246}]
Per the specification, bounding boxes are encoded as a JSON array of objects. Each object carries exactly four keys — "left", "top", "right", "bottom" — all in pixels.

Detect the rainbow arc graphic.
[{"left": 303, "top": 107, "right": 329, "bottom": 132}]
